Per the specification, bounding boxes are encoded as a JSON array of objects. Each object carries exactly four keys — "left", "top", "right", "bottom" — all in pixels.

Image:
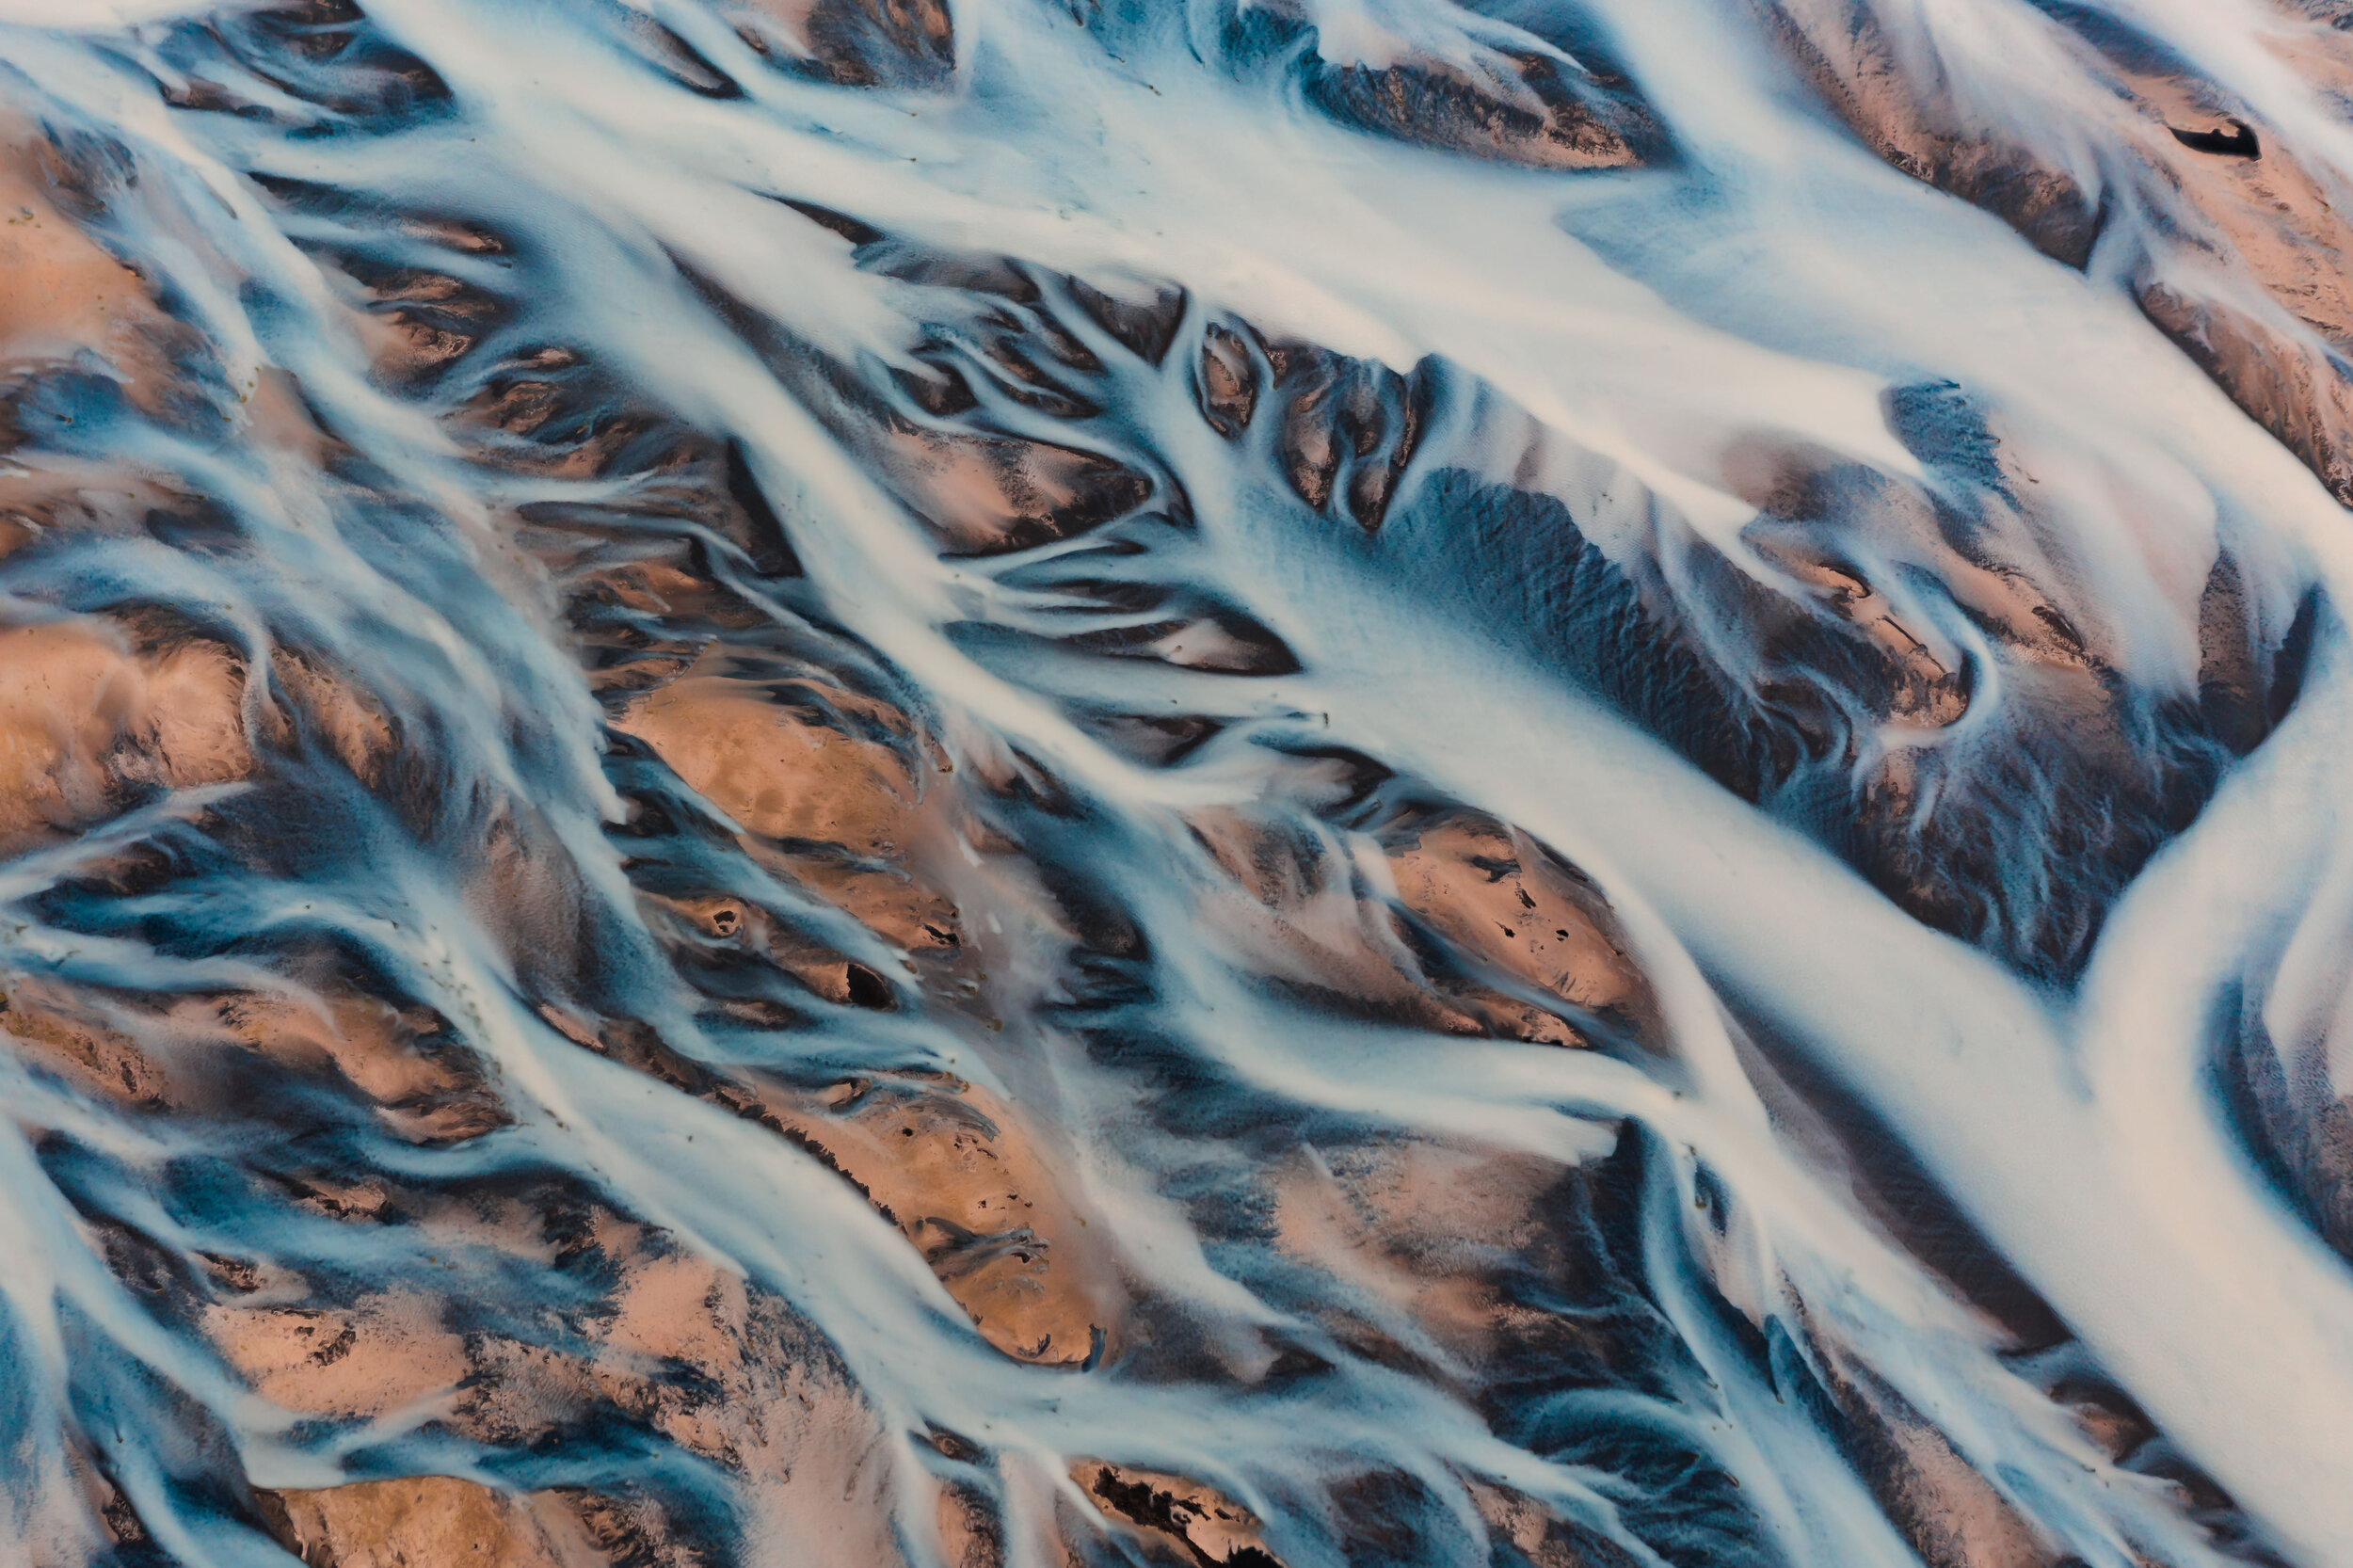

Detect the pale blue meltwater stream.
[{"left": 2, "top": 0, "right": 2352, "bottom": 1564}]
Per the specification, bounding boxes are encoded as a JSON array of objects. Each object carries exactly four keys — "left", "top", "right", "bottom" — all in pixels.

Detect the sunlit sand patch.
[
  {"left": 267, "top": 649, "right": 399, "bottom": 786},
  {"left": 0, "top": 976, "right": 171, "bottom": 1109},
  {"left": 1185, "top": 802, "right": 1497, "bottom": 1036},
  {"left": 615, "top": 660, "right": 917, "bottom": 852},
  {"left": 612, "top": 651, "right": 969, "bottom": 955},
  {"left": 207, "top": 1289, "right": 468, "bottom": 1420},
  {"left": 1181, "top": 794, "right": 1665, "bottom": 1051},
  {"left": 0, "top": 620, "right": 249, "bottom": 855},
  {"left": 0, "top": 111, "right": 186, "bottom": 409},
  {"left": 1378, "top": 808, "right": 1662, "bottom": 1050},
  {"left": 723, "top": 0, "right": 956, "bottom": 89},
  {"left": 1270, "top": 1138, "right": 1571, "bottom": 1365},
  {"left": 255, "top": 1476, "right": 613, "bottom": 1568},
  {"left": 537, "top": 991, "right": 1114, "bottom": 1368},
  {"left": 876, "top": 425, "right": 1153, "bottom": 559},
  {"left": 763, "top": 1072, "right": 1117, "bottom": 1366},
  {"left": 572, "top": 1245, "right": 912, "bottom": 1566},
  {"left": 1070, "top": 1460, "right": 1283, "bottom": 1568},
  {"left": 202, "top": 984, "right": 507, "bottom": 1144}
]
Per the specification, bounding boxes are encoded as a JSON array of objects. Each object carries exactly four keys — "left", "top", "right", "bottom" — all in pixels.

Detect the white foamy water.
[{"left": 2, "top": 0, "right": 2352, "bottom": 1564}]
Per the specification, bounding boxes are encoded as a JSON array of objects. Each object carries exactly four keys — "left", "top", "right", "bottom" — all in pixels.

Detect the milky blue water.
[{"left": 4, "top": 0, "right": 2353, "bottom": 1563}]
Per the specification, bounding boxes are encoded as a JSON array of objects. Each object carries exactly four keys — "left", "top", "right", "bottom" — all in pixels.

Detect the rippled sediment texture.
[{"left": 4, "top": 0, "right": 2353, "bottom": 1563}]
